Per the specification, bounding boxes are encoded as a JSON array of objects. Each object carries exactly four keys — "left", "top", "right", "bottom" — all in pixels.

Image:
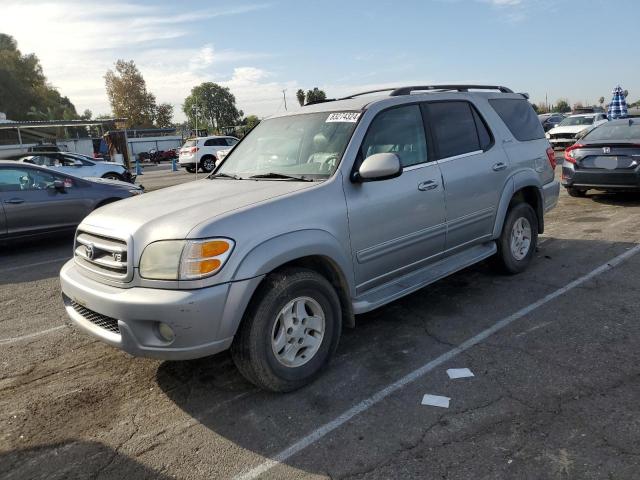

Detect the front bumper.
[
  {"left": 60, "top": 260, "right": 263, "bottom": 360},
  {"left": 548, "top": 138, "right": 576, "bottom": 148},
  {"left": 562, "top": 163, "right": 640, "bottom": 191}
]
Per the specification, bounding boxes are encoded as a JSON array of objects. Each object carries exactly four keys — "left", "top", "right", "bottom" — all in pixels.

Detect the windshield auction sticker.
[{"left": 326, "top": 112, "right": 361, "bottom": 123}]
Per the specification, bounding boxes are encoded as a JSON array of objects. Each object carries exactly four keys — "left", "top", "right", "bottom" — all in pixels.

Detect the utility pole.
[
  {"left": 192, "top": 101, "right": 198, "bottom": 180},
  {"left": 282, "top": 89, "right": 287, "bottom": 111}
]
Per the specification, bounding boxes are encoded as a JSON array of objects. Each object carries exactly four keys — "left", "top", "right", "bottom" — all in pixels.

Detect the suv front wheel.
[
  {"left": 493, "top": 202, "right": 538, "bottom": 274},
  {"left": 231, "top": 268, "right": 342, "bottom": 392}
]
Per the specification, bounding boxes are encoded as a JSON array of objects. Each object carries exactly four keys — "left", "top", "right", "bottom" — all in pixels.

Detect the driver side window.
[{"left": 360, "top": 105, "right": 428, "bottom": 168}]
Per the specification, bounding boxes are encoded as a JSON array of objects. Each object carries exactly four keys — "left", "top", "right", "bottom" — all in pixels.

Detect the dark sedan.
[
  {"left": 562, "top": 119, "right": 640, "bottom": 197},
  {"left": 0, "top": 161, "right": 142, "bottom": 241},
  {"left": 539, "top": 113, "right": 566, "bottom": 132}
]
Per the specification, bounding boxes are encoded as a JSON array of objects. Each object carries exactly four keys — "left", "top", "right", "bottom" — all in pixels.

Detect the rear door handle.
[
  {"left": 418, "top": 180, "right": 439, "bottom": 191},
  {"left": 492, "top": 162, "right": 507, "bottom": 172},
  {"left": 4, "top": 198, "right": 24, "bottom": 204}
]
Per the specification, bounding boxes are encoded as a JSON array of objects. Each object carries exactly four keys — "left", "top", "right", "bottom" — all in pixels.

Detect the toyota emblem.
[
  {"left": 603, "top": 147, "right": 611, "bottom": 154},
  {"left": 84, "top": 243, "right": 95, "bottom": 260}
]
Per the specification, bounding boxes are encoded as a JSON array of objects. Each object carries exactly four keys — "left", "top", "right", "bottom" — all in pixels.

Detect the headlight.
[
  {"left": 545, "top": 133, "right": 551, "bottom": 139},
  {"left": 139, "top": 238, "right": 234, "bottom": 280}
]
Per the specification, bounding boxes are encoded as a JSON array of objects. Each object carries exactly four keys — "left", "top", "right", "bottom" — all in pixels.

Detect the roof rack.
[
  {"left": 389, "top": 85, "right": 514, "bottom": 96},
  {"left": 338, "top": 88, "right": 398, "bottom": 100}
]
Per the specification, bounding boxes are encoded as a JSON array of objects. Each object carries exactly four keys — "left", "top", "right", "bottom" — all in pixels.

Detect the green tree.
[
  {"left": 105, "top": 60, "right": 157, "bottom": 128},
  {"left": 183, "top": 82, "right": 242, "bottom": 132},
  {"left": 531, "top": 103, "right": 539, "bottom": 113},
  {"left": 553, "top": 99, "right": 571, "bottom": 113},
  {"left": 0, "top": 33, "right": 79, "bottom": 120},
  {"left": 296, "top": 89, "right": 305, "bottom": 107},
  {"left": 305, "top": 87, "right": 326, "bottom": 105},
  {"left": 81, "top": 109, "right": 92, "bottom": 120},
  {"left": 155, "top": 103, "right": 173, "bottom": 128},
  {"left": 243, "top": 114, "right": 260, "bottom": 129}
]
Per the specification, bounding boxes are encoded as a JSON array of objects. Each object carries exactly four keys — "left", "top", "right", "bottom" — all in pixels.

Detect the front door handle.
[
  {"left": 418, "top": 180, "right": 439, "bottom": 191},
  {"left": 5, "top": 198, "right": 24, "bottom": 204},
  {"left": 492, "top": 162, "right": 507, "bottom": 172}
]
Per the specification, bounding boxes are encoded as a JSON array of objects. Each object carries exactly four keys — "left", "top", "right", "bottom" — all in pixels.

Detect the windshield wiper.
[
  {"left": 209, "top": 172, "right": 242, "bottom": 180},
  {"left": 248, "top": 172, "right": 314, "bottom": 182}
]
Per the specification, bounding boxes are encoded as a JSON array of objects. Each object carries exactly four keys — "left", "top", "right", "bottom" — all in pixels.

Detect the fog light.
[{"left": 157, "top": 322, "right": 175, "bottom": 343}]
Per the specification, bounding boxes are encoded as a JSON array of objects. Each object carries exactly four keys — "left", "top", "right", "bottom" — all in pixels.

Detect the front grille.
[
  {"left": 74, "top": 230, "right": 129, "bottom": 280},
  {"left": 551, "top": 133, "right": 576, "bottom": 140},
  {"left": 68, "top": 298, "right": 120, "bottom": 334}
]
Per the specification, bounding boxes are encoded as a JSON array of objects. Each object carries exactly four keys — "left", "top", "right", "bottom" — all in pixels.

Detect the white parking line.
[
  {"left": 0, "top": 257, "right": 70, "bottom": 274},
  {"left": 0, "top": 325, "right": 66, "bottom": 345},
  {"left": 234, "top": 243, "right": 640, "bottom": 480}
]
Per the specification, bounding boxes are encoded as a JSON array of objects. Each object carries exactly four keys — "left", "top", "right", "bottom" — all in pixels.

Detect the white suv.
[{"left": 178, "top": 136, "right": 239, "bottom": 173}]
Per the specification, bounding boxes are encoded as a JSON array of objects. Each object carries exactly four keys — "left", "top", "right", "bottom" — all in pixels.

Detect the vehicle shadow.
[
  {"left": 0, "top": 233, "right": 73, "bottom": 285},
  {"left": 589, "top": 191, "right": 640, "bottom": 207},
  {"left": 0, "top": 440, "right": 172, "bottom": 480}
]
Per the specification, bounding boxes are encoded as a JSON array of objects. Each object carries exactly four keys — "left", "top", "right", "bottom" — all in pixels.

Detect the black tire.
[
  {"left": 231, "top": 268, "right": 342, "bottom": 392},
  {"left": 566, "top": 187, "right": 587, "bottom": 198},
  {"left": 200, "top": 156, "right": 216, "bottom": 173},
  {"left": 102, "top": 172, "right": 123, "bottom": 181},
  {"left": 492, "top": 202, "right": 539, "bottom": 275},
  {"left": 185, "top": 166, "right": 196, "bottom": 173}
]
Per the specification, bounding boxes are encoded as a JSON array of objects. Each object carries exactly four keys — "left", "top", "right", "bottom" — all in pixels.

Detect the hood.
[
  {"left": 548, "top": 125, "right": 590, "bottom": 135},
  {"left": 81, "top": 178, "right": 316, "bottom": 241},
  {"left": 85, "top": 176, "right": 138, "bottom": 189}
]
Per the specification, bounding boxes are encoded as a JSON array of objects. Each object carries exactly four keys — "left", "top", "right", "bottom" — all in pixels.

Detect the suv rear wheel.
[
  {"left": 200, "top": 156, "right": 215, "bottom": 173},
  {"left": 231, "top": 268, "right": 342, "bottom": 392},
  {"left": 493, "top": 202, "right": 538, "bottom": 274}
]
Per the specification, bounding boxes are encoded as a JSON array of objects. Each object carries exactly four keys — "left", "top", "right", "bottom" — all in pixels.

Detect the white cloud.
[{"left": 1, "top": 0, "right": 282, "bottom": 121}]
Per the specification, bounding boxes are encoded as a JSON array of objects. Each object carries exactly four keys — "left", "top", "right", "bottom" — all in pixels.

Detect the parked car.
[
  {"left": 546, "top": 113, "right": 608, "bottom": 149},
  {"left": 538, "top": 113, "right": 566, "bottom": 132},
  {"left": 0, "top": 161, "right": 142, "bottom": 242},
  {"left": 18, "top": 152, "right": 134, "bottom": 183},
  {"left": 562, "top": 118, "right": 640, "bottom": 197},
  {"left": 216, "top": 148, "right": 232, "bottom": 163},
  {"left": 178, "top": 136, "right": 239, "bottom": 173},
  {"left": 60, "top": 84, "right": 559, "bottom": 392}
]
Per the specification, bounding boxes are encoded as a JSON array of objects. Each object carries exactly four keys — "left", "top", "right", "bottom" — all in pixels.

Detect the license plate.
[{"left": 593, "top": 156, "right": 618, "bottom": 169}]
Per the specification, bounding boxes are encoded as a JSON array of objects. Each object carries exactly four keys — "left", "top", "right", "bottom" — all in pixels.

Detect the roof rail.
[
  {"left": 389, "top": 85, "right": 514, "bottom": 96},
  {"left": 338, "top": 88, "right": 398, "bottom": 100}
]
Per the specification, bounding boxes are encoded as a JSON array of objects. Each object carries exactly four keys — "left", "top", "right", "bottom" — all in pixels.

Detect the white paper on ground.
[
  {"left": 447, "top": 368, "right": 475, "bottom": 379},
  {"left": 421, "top": 394, "right": 450, "bottom": 408}
]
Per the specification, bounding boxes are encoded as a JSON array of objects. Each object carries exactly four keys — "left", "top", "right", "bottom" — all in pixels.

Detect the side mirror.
[
  {"left": 352, "top": 152, "right": 402, "bottom": 183},
  {"left": 52, "top": 179, "right": 65, "bottom": 191}
]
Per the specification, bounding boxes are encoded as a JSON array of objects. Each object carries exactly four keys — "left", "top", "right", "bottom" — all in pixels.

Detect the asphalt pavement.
[{"left": 1, "top": 162, "right": 639, "bottom": 480}]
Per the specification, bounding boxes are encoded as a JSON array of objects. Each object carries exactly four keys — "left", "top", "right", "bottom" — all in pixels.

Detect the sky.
[{"left": 3, "top": 0, "right": 639, "bottom": 122}]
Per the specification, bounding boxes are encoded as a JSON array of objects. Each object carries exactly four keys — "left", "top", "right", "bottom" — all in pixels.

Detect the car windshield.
[
  {"left": 583, "top": 122, "right": 640, "bottom": 141},
  {"left": 215, "top": 111, "right": 360, "bottom": 180},
  {"left": 559, "top": 116, "right": 595, "bottom": 126}
]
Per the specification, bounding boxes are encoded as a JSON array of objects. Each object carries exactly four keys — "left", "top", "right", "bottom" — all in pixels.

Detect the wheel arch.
[
  {"left": 232, "top": 230, "right": 356, "bottom": 328},
  {"left": 493, "top": 172, "right": 545, "bottom": 237}
]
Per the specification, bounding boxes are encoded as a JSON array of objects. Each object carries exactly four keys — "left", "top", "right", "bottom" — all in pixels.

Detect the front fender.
[{"left": 233, "top": 229, "right": 355, "bottom": 296}]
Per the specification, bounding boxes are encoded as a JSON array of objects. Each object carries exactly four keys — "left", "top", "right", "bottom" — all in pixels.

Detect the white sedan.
[
  {"left": 18, "top": 152, "right": 134, "bottom": 182},
  {"left": 546, "top": 113, "right": 608, "bottom": 149}
]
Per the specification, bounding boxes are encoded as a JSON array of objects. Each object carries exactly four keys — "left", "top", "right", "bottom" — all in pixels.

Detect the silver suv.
[{"left": 60, "top": 85, "right": 559, "bottom": 392}]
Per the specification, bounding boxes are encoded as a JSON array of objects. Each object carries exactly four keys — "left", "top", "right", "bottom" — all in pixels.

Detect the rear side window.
[
  {"left": 361, "top": 104, "right": 428, "bottom": 168},
  {"left": 226, "top": 138, "right": 239, "bottom": 146},
  {"left": 205, "top": 138, "right": 227, "bottom": 147},
  {"left": 426, "top": 101, "right": 486, "bottom": 159},
  {"left": 489, "top": 98, "right": 545, "bottom": 141}
]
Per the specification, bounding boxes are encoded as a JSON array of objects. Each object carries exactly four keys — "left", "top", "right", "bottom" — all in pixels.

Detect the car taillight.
[
  {"left": 190, "top": 147, "right": 199, "bottom": 153},
  {"left": 546, "top": 147, "right": 556, "bottom": 170},
  {"left": 563, "top": 144, "right": 583, "bottom": 164}
]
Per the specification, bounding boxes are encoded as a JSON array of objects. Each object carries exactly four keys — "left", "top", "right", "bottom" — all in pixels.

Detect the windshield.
[
  {"left": 216, "top": 111, "right": 360, "bottom": 180},
  {"left": 559, "top": 116, "right": 595, "bottom": 127},
  {"left": 584, "top": 123, "right": 640, "bottom": 142}
]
